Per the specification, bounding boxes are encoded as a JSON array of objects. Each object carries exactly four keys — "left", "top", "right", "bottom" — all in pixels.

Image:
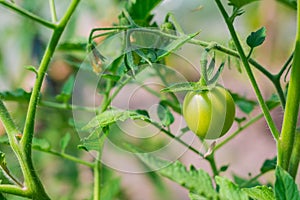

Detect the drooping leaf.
[
  {"left": 242, "top": 186, "right": 275, "bottom": 200},
  {"left": 230, "top": 92, "right": 257, "bottom": 114},
  {"left": 216, "top": 176, "right": 249, "bottom": 200},
  {"left": 32, "top": 138, "right": 51, "bottom": 151},
  {"left": 130, "top": 148, "right": 218, "bottom": 199},
  {"left": 156, "top": 32, "right": 200, "bottom": 61},
  {"left": 56, "top": 74, "right": 75, "bottom": 103},
  {"left": 60, "top": 133, "right": 71, "bottom": 153},
  {"left": 274, "top": 166, "right": 300, "bottom": 200},
  {"left": 0, "top": 88, "right": 31, "bottom": 102},
  {"left": 228, "top": 0, "right": 260, "bottom": 9},
  {"left": 157, "top": 101, "right": 174, "bottom": 126},
  {"left": 246, "top": 27, "right": 266, "bottom": 49},
  {"left": 82, "top": 109, "right": 152, "bottom": 131},
  {"left": 260, "top": 157, "right": 277, "bottom": 173}
]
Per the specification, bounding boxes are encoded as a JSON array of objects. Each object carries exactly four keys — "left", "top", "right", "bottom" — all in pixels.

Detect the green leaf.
[
  {"left": 228, "top": 0, "right": 260, "bottom": 9},
  {"left": 124, "top": 51, "right": 137, "bottom": 77},
  {"left": 161, "top": 82, "right": 196, "bottom": 93},
  {"left": 230, "top": 92, "right": 257, "bottom": 114},
  {"left": 32, "top": 138, "right": 51, "bottom": 151},
  {"left": 220, "top": 165, "right": 229, "bottom": 172},
  {"left": 216, "top": 176, "right": 249, "bottom": 200},
  {"left": 246, "top": 27, "right": 266, "bottom": 49},
  {"left": 0, "top": 88, "right": 31, "bottom": 102},
  {"left": 274, "top": 166, "right": 300, "bottom": 200},
  {"left": 101, "top": 178, "right": 121, "bottom": 200},
  {"left": 189, "top": 193, "right": 206, "bottom": 200},
  {"left": 79, "top": 129, "right": 103, "bottom": 152},
  {"left": 126, "top": 0, "right": 162, "bottom": 26},
  {"left": 56, "top": 74, "right": 75, "bottom": 103},
  {"left": 24, "top": 65, "right": 38, "bottom": 76},
  {"left": 82, "top": 109, "right": 152, "bottom": 131},
  {"left": 233, "top": 174, "right": 260, "bottom": 188},
  {"left": 60, "top": 133, "right": 71, "bottom": 153},
  {"left": 156, "top": 32, "right": 200, "bottom": 61},
  {"left": 276, "top": 0, "right": 297, "bottom": 10},
  {"left": 260, "top": 157, "right": 277, "bottom": 173},
  {"left": 131, "top": 149, "right": 218, "bottom": 199},
  {"left": 157, "top": 101, "right": 174, "bottom": 126},
  {"left": 266, "top": 94, "right": 280, "bottom": 109},
  {"left": 242, "top": 186, "right": 275, "bottom": 200}
]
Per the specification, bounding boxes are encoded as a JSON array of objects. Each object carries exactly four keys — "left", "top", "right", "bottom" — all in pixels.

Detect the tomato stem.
[
  {"left": 277, "top": 0, "right": 300, "bottom": 173},
  {"left": 0, "top": 1, "right": 56, "bottom": 29}
]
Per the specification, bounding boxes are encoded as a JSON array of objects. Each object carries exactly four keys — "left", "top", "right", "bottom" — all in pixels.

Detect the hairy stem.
[{"left": 10, "top": 0, "right": 81, "bottom": 198}]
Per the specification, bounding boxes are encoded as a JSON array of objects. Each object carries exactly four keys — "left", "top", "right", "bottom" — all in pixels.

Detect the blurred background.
[{"left": 0, "top": 0, "right": 299, "bottom": 199}]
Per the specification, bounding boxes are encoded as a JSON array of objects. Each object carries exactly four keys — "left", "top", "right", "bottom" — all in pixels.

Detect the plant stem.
[
  {"left": 151, "top": 122, "right": 204, "bottom": 157},
  {"left": 33, "top": 148, "right": 95, "bottom": 168},
  {"left": 0, "top": 1, "right": 56, "bottom": 29},
  {"left": 288, "top": 131, "right": 300, "bottom": 179},
  {"left": 278, "top": 0, "right": 300, "bottom": 172},
  {"left": 0, "top": 185, "right": 31, "bottom": 198},
  {"left": 214, "top": 0, "right": 279, "bottom": 140},
  {"left": 10, "top": 0, "right": 80, "bottom": 198},
  {"left": 0, "top": 101, "right": 20, "bottom": 144},
  {"left": 40, "top": 100, "right": 96, "bottom": 112},
  {"left": 206, "top": 154, "right": 219, "bottom": 176},
  {"left": 93, "top": 152, "right": 102, "bottom": 200},
  {"left": 49, "top": 0, "right": 58, "bottom": 23}
]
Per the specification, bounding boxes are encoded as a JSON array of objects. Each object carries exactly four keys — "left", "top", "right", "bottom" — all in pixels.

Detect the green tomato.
[{"left": 183, "top": 86, "right": 235, "bottom": 140}]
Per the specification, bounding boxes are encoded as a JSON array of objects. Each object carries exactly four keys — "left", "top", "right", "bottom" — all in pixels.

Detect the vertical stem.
[
  {"left": 49, "top": 0, "right": 58, "bottom": 23},
  {"left": 278, "top": 0, "right": 300, "bottom": 171},
  {"left": 206, "top": 154, "right": 219, "bottom": 177},
  {"left": 214, "top": 0, "right": 279, "bottom": 140},
  {"left": 19, "top": 0, "right": 80, "bottom": 198},
  {"left": 288, "top": 131, "right": 300, "bottom": 179},
  {"left": 93, "top": 152, "right": 102, "bottom": 200}
]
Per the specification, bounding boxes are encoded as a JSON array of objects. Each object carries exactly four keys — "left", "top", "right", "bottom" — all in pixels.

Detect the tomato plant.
[
  {"left": 183, "top": 86, "right": 235, "bottom": 139},
  {"left": 0, "top": 0, "right": 299, "bottom": 200}
]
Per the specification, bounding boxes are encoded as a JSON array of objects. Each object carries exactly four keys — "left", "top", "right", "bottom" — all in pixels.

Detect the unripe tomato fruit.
[{"left": 183, "top": 86, "right": 235, "bottom": 139}]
